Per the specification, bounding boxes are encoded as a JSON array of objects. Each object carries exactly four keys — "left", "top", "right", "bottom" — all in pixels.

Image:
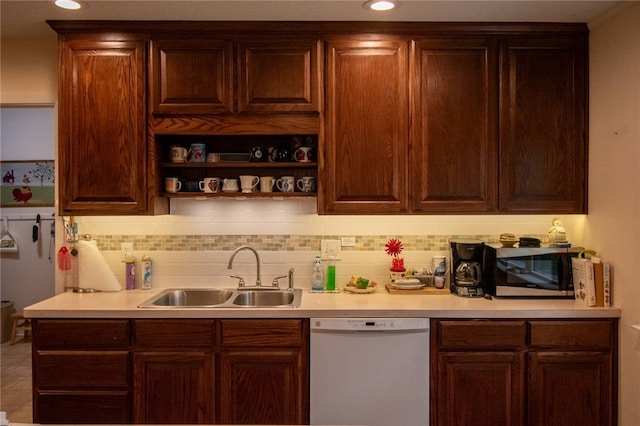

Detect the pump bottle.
[{"left": 311, "top": 256, "right": 324, "bottom": 291}]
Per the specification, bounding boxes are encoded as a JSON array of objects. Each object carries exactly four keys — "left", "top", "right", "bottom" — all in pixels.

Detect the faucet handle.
[
  {"left": 271, "top": 274, "right": 287, "bottom": 289},
  {"left": 230, "top": 275, "right": 245, "bottom": 287}
]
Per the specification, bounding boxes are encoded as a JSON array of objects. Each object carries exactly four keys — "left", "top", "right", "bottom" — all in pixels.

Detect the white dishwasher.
[{"left": 310, "top": 317, "right": 430, "bottom": 426}]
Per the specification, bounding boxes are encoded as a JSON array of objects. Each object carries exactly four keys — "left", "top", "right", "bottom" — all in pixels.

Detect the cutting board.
[{"left": 385, "top": 283, "right": 450, "bottom": 295}]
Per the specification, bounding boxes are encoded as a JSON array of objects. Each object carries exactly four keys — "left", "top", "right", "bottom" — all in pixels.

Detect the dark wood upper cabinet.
[
  {"left": 57, "top": 37, "right": 159, "bottom": 215},
  {"left": 321, "top": 38, "right": 409, "bottom": 214},
  {"left": 499, "top": 37, "right": 588, "bottom": 213},
  {"left": 410, "top": 38, "right": 498, "bottom": 213},
  {"left": 238, "top": 40, "right": 322, "bottom": 113},
  {"left": 150, "top": 39, "right": 234, "bottom": 114}
]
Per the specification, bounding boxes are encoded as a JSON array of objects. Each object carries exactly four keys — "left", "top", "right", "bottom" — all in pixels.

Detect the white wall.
[
  {"left": 588, "top": 3, "right": 640, "bottom": 424},
  {"left": 0, "top": 107, "right": 57, "bottom": 311}
]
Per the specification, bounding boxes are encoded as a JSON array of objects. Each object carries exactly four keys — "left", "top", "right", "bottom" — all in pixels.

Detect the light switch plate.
[{"left": 321, "top": 239, "right": 341, "bottom": 259}]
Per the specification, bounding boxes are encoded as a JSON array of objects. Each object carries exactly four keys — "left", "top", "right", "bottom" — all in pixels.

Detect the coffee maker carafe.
[{"left": 450, "top": 239, "right": 485, "bottom": 297}]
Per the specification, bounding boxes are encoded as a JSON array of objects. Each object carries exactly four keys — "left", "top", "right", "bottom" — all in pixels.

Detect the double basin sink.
[{"left": 139, "top": 288, "right": 303, "bottom": 309}]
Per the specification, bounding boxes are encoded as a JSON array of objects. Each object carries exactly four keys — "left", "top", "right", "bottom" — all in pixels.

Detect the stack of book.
[{"left": 571, "top": 255, "right": 611, "bottom": 307}]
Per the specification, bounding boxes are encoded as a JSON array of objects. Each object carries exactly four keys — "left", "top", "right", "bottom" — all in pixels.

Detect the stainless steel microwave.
[{"left": 483, "top": 244, "right": 581, "bottom": 298}]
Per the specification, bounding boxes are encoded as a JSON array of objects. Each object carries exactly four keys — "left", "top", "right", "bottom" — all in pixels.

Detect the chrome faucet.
[{"left": 228, "top": 245, "right": 261, "bottom": 288}]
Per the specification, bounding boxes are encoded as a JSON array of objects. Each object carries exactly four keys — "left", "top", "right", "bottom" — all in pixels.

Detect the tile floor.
[{"left": 0, "top": 337, "right": 33, "bottom": 423}]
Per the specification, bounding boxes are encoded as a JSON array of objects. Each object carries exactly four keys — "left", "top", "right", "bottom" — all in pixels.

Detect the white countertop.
[{"left": 24, "top": 287, "right": 621, "bottom": 319}]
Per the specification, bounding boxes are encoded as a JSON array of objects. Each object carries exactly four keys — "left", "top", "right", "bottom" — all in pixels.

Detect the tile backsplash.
[{"left": 61, "top": 199, "right": 585, "bottom": 291}]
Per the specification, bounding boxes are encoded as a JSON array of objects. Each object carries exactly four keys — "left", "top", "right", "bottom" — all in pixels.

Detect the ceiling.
[{"left": 0, "top": 0, "right": 627, "bottom": 40}]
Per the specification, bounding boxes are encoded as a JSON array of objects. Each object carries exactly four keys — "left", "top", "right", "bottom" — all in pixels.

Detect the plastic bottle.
[
  {"left": 326, "top": 256, "right": 336, "bottom": 291},
  {"left": 141, "top": 255, "right": 152, "bottom": 290},
  {"left": 124, "top": 255, "right": 136, "bottom": 290},
  {"left": 311, "top": 256, "right": 325, "bottom": 291}
]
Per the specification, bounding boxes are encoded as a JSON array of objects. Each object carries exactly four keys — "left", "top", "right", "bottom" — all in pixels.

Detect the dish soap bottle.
[
  {"left": 326, "top": 256, "right": 336, "bottom": 291},
  {"left": 311, "top": 256, "right": 325, "bottom": 291}
]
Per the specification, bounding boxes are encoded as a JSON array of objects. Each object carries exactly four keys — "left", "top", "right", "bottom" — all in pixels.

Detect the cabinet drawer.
[
  {"left": 220, "top": 319, "right": 304, "bottom": 347},
  {"left": 134, "top": 319, "right": 215, "bottom": 347},
  {"left": 34, "top": 319, "right": 129, "bottom": 349},
  {"left": 35, "top": 391, "right": 130, "bottom": 424},
  {"left": 529, "top": 320, "right": 613, "bottom": 349},
  {"left": 437, "top": 320, "right": 527, "bottom": 349},
  {"left": 36, "top": 351, "right": 129, "bottom": 387}
]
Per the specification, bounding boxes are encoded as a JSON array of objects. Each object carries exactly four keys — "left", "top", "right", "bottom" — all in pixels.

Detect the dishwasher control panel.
[{"left": 311, "top": 317, "right": 430, "bottom": 331}]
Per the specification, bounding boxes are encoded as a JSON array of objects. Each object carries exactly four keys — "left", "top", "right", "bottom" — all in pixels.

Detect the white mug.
[
  {"left": 202, "top": 177, "right": 221, "bottom": 193},
  {"left": 222, "top": 178, "right": 239, "bottom": 192},
  {"left": 239, "top": 175, "right": 260, "bottom": 193},
  {"left": 276, "top": 176, "right": 295, "bottom": 193},
  {"left": 164, "top": 177, "right": 182, "bottom": 193},
  {"left": 296, "top": 176, "right": 315, "bottom": 192},
  {"left": 170, "top": 145, "right": 187, "bottom": 163},
  {"left": 260, "top": 176, "right": 276, "bottom": 193}
]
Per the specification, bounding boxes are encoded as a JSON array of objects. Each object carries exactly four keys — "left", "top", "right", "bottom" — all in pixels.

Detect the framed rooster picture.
[{"left": 1, "top": 160, "right": 54, "bottom": 207}]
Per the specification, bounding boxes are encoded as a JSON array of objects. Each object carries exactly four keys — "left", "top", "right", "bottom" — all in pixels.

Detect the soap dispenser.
[{"left": 311, "top": 256, "right": 324, "bottom": 291}]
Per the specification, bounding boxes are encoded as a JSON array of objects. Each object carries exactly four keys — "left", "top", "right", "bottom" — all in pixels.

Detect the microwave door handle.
[{"left": 561, "top": 255, "right": 570, "bottom": 289}]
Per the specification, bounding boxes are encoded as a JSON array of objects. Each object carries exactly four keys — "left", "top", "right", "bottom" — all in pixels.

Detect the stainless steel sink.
[
  {"left": 139, "top": 288, "right": 234, "bottom": 308},
  {"left": 232, "top": 289, "right": 302, "bottom": 308},
  {"left": 138, "top": 288, "right": 302, "bottom": 308}
]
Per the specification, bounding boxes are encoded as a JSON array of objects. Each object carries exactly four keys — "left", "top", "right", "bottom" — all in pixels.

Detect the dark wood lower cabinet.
[
  {"left": 132, "top": 351, "right": 215, "bottom": 424},
  {"left": 33, "top": 318, "right": 308, "bottom": 424},
  {"left": 219, "top": 351, "right": 305, "bottom": 424},
  {"left": 436, "top": 351, "right": 524, "bottom": 426},
  {"left": 431, "top": 319, "right": 617, "bottom": 426}
]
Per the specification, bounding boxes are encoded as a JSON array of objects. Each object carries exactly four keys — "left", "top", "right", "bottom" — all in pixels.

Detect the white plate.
[{"left": 391, "top": 282, "right": 425, "bottom": 290}]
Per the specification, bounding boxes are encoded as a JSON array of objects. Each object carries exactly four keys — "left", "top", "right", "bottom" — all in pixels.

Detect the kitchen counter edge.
[{"left": 23, "top": 289, "right": 621, "bottom": 319}]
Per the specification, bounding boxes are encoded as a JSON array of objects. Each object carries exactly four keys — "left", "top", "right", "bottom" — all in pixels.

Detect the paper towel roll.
[{"left": 78, "top": 240, "right": 122, "bottom": 292}]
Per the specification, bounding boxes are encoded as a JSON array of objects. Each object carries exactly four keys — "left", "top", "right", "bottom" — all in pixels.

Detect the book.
[
  {"left": 603, "top": 262, "right": 611, "bottom": 307},
  {"left": 571, "top": 257, "right": 596, "bottom": 306},
  {"left": 592, "top": 257, "right": 604, "bottom": 307}
]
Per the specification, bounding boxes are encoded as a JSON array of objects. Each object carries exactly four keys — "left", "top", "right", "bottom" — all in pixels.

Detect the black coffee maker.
[{"left": 450, "top": 239, "right": 485, "bottom": 297}]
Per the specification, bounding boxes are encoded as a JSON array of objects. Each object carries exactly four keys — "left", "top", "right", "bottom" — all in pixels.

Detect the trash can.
[{"left": 1, "top": 301, "right": 16, "bottom": 343}]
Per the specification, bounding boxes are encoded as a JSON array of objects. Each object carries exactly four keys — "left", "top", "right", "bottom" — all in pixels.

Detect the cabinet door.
[
  {"left": 499, "top": 37, "right": 587, "bottom": 213},
  {"left": 528, "top": 351, "right": 613, "bottom": 426},
  {"left": 238, "top": 40, "right": 321, "bottom": 113},
  {"left": 150, "top": 39, "right": 233, "bottom": 114},
  {"left": 410, "top": 39, "right": 498, "bottom": 213},
  {"left": 58, "top": 38, "right": 149, "bottom": 215},
  {"left": 133, "top": 351, "right": 215, "bottom": 424},
  {"left": 435, "top": 351, "right": 525, "bottom": 426},
  {"left": 321, "top": 38, "right": 409, "bottom": 214},
  {"left": 219, "top": 350, "right": 306, "bottom": 425}
]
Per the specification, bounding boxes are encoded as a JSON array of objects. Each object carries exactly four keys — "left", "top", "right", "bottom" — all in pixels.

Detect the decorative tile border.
[{"left": 92, "top": 234, "right": 549, "bottom": 252}]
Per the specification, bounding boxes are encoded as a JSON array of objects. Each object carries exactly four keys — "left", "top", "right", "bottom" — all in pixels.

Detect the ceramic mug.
[
  {"left": 239, "top": 175, "right": 260, "bottom": 193},
  {"left": 170, "top": 145, "right": 187, "bottom": 163},
  {"left": 164, "top": 177, "right": 182, "bottom": 193},
  {"left": 276, "top": 176, "right": 295, "bottom": 192},
  {"left": 222, "top": 178, "right": 239, "bottom": 193},
  {"left": 296, "top": 176, "right": 315, "bottom": 192},
  {"left": 260, "top": 176, "right": 275, "bottom": 193},
  {"left": 184, "top": 181, "right": 200, "bottom": 192},
  {"left": 294, "top": 146, "right": 312, "bottom": 162},
  {"left": 206, "top": 153, "right": 220, "bottom": 162},
  {"left": 187, "top": 143, "right": 206, "bottom": 162},
  {"left": 202, "top": 177, "right": 221, "bottom": 193}
]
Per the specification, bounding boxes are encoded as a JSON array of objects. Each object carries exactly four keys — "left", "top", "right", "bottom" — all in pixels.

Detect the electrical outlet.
[
  {"left": 121, "top": 243, "right": 134, "bottom": 259},
  {"left": 321, "top": 239, "right": 341, "bottom": 259},
  {"left": 341, "top": 236, "right": 356, "bottom": 247}
]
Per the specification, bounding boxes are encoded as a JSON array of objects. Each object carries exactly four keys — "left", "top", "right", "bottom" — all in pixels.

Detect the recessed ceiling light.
[
  {"left": 55, "top": 0, "right": 82, "bottom": 10},
  {"left": 364, "top": 0, "right": 397, "bottom": 12}
]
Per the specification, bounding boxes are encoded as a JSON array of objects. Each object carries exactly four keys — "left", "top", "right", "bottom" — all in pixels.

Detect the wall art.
[{"left": 1, "top": 160, "right": 54, "bottom": 207}]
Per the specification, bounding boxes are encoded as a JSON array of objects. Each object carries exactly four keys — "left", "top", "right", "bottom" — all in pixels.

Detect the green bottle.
[{"left": 326, "top": 256, "right": 336, "bottom": 291}]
